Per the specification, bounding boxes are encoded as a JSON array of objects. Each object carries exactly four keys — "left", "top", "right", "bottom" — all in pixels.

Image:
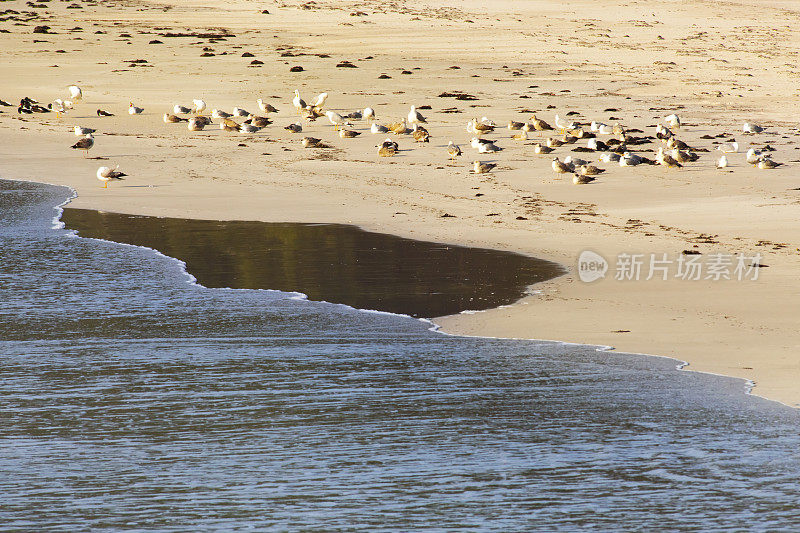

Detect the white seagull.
[
  {"left": 96, "top": 165, "right": 126, "bottom": 188},
  {"left": 193, "top": 99, "right": 207, "bottom": 114},
  {"left": 408, "top": 105, "right": 426, "bottom": 125},
  {"left": 68, "top": 85, "right": 83, "bottom": 101}
]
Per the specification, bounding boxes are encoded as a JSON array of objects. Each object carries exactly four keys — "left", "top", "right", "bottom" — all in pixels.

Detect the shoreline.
[
  {"left": 32, "top": 176, "right": 776, "bottom": 408},
  {"left": 1, "top": 0, "right": 799, "bottom": 406}
]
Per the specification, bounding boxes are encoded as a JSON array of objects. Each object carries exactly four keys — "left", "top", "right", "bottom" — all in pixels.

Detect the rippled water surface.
[{"left": 1, "top": 179, "right": 800, "bottom": 531}]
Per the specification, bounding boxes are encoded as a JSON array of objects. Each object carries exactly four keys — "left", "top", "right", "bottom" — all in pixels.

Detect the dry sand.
[{"left": 1, "top": 0, "right": 799, "bottom": 404}]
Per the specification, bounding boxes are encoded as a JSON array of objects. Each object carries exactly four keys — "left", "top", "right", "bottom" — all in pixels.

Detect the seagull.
[
  {"left": 546, "top": 137, "right": 564, "bottom": 148},
  {"left": 508, "top": 120, "right": 525, "bottom": 130},
  {"left": 220, "top": 118, "right": 241, "bottom": 132},
  {"left": 339, "top": 128, "right": 361, "bottom": 138},
  {"left": 371, "top": 123, "right": 389, "bottom": 134},
  {"left": 412, "top": 124, "right": 430, "bottom": 142},
  {"left": 743, "top": 122, "right": 764, "bottom": 134},
  {"left": 302, "top": 136, "right": 329, "bottom": 148},
  {"left": 174, "top": 104, "right": 192, "bottom": 114},
  {"left": 533, "top": 143, "right": 554, "bottom": 154},
  {"left": 573, "top": 174, "right": 596, "bottom": 185},
  {"left": 128, "top": 102, "right": 144, "bottom": 115},
  {"left": 346, "top": 110, "right": 363, "bottom": 120},
  {"left": 578, "top": 164, "right": 605, "bottom": 176},
  {"left": 564, "top": 156, "right": 589, "bottom": 167},
  {"left": 717, "top": 141, "right": 739, "bottom": 153},
  {"left": 364, "top": 107, "right": 376, "bottom": 122},
  {"left": 530, "top": 115, "right": 554, "bottom": 132},
  {"left": 212, "top": 109, "right": 233, "bottom": 119},
  {"left": 70, "top": 133, "right": 94, "bottom": 157},
  {"left": 408, "top": 105, "right": 426, "bottom": 125},
  {"left": 68, "top": 85, "right": 82, "bottom": 101},
  {"left": 758, "top": 157, "right": 782, "bottom": 169},
  {"left": 325, "top": 110, "right": 345, "bottom": 130},
  {"left": 163, "top": 113, "right": 187, "bottom": 123},
  {"left": 96, "top": 165, "right": 126, "bottom": 188},
  {"left": 188, "top": 117, "right": 207, "bottom": 131},
  {"left": 717, "top": 155, "right": 728, "bottom": 169},
  {"left": 49, "top": 99, "right": 68, "bottom": 118},
  {"left": 511, "top": 130, "right": 528, "bottom": 141},
  {"left": 473, "top": 161, "right": 496, "bottom": 174},
  {"left": 467, "top": 119, "right": 494, "bottom": 134},
  {"left": 96, "top": 109, "right": 114, "bottom": 117},
  {"left": 672, "top": 148, "right": 698, "bottom": 163},
  {"left": 552, "top": 157, "right": 573, "bottom": 174},
  {"left": 293, "top": 90, "right": 307, "bottom": 114},
  {"left": 476, "top": 140, "right": 500, "bottom": 153},
  {"left": 745, "top": 148, "right": 761, "bottom": 164},
  {"left": 238, "top": 123, "right": 259, "bottom": 134},
  {"left": 619, "top": 152, "right": 642, "bottom": 166},
  {"left": 74, "top": 126, "right": 95, "bottom": 136},
  {"left": 657, "top": 147, "right": 682, "bottom": 168},
  {"left": 664, "top": 113, "right": 681, "bottom": 129},
  {"left": 247, "top": 115, "right": 271, "bottom": 128},
  {"left": 285, "top": 122, "right": 303, "bottom": 133},
  {"left": 447, "top": 141, "right": 462, "bottom": 159},
  {"left": 599, "top": 152, "right": 621, "bottom": 163},
  {"left": 311, "top": 92, "right": 328, "bottom": 109},
  {"left": 257, "top": 99, "right": 278, "bottom": 113},
  {"left": 388, "top": 119, "right": 408, "bottom": 134},
  {"left": 193, "top": 99, "right": 207, "bottom": 114},
  {"left": 378, "top": 138, "right": 399, "bottom": 157},
  {"left": 232, "top": 107, "right": 249, "bottom": 117},
  {"left": 554, "top": 114, "right": 578, "bottom": 133}
]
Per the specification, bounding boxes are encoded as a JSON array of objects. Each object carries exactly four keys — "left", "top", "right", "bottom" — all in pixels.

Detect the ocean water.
[{"left": 1, "top": 179, "right": 800, "bottom": 531}]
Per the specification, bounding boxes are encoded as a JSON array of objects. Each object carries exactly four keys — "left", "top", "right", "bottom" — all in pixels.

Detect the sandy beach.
[{"left": 1, "top": 0, "right": 799, "bottom": 405}]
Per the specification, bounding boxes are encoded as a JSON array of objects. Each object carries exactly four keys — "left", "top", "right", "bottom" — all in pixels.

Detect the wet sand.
[
  {"left": 0, "top": 0, "right": 799, "bottom": 404},
  {"left": 62, "top": 208, "right": 563, "bottom": 317}
]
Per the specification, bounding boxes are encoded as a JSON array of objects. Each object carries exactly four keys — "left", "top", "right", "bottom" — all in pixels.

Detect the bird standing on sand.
[
  {"left": 412, "top": 124, "right": 430, "bottom": 142},
  {"left": 473, "top": 161, "right": 496, "bottom": 174},
  {"left": 552, "top": 157, "right": 573, "bottom": 174},
  {"left": 128, "top": 102, "right": 144, "bottom": 115},
  {"left": 71, "top": 134, "right": 94, "bottom": 157},
  {"left": 311, "top": 92, "right": 328, "bottom": 109},
  {"left": 530, "top": 115, "right": 554, "bottom": 132},
  {"left": 325, "top": 110, "right": 345, "bottom": 130},
  {"left": 447, "top": 141, "right": 462, "bottom": 159},
  {"left": 657, "top": 147, "right": 682, "bottom": 168},
  {"left": 717, "top": 155, "right": 728, "bottom": 169},
  {"left": 664, "top": 113, "right": 681, "bottom": 129},
  {"left": 68, "top": 85, "right": 82, "bottom": 101},
  {"left": 293, "top": 90, "right": 307, "bottom": 115},
  {"left": 364, "top": 107, "right": 376, "bottom": 122},
  {"left": 193, "top": 99, "right": 206, "bottom": 115},
  {"left": 96, "top": 165, "right": 126, "bottom": 188},
  {"left": 408, "top": 105, "right": 426, "bottom": 125},
  {"left": 746, "top": 148, "right": 761, "bottom": 164}
]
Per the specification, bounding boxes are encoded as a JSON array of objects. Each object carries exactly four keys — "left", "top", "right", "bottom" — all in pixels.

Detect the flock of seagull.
[{"left": 9, "top": 85, "right": 785, "bottom": 188}]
